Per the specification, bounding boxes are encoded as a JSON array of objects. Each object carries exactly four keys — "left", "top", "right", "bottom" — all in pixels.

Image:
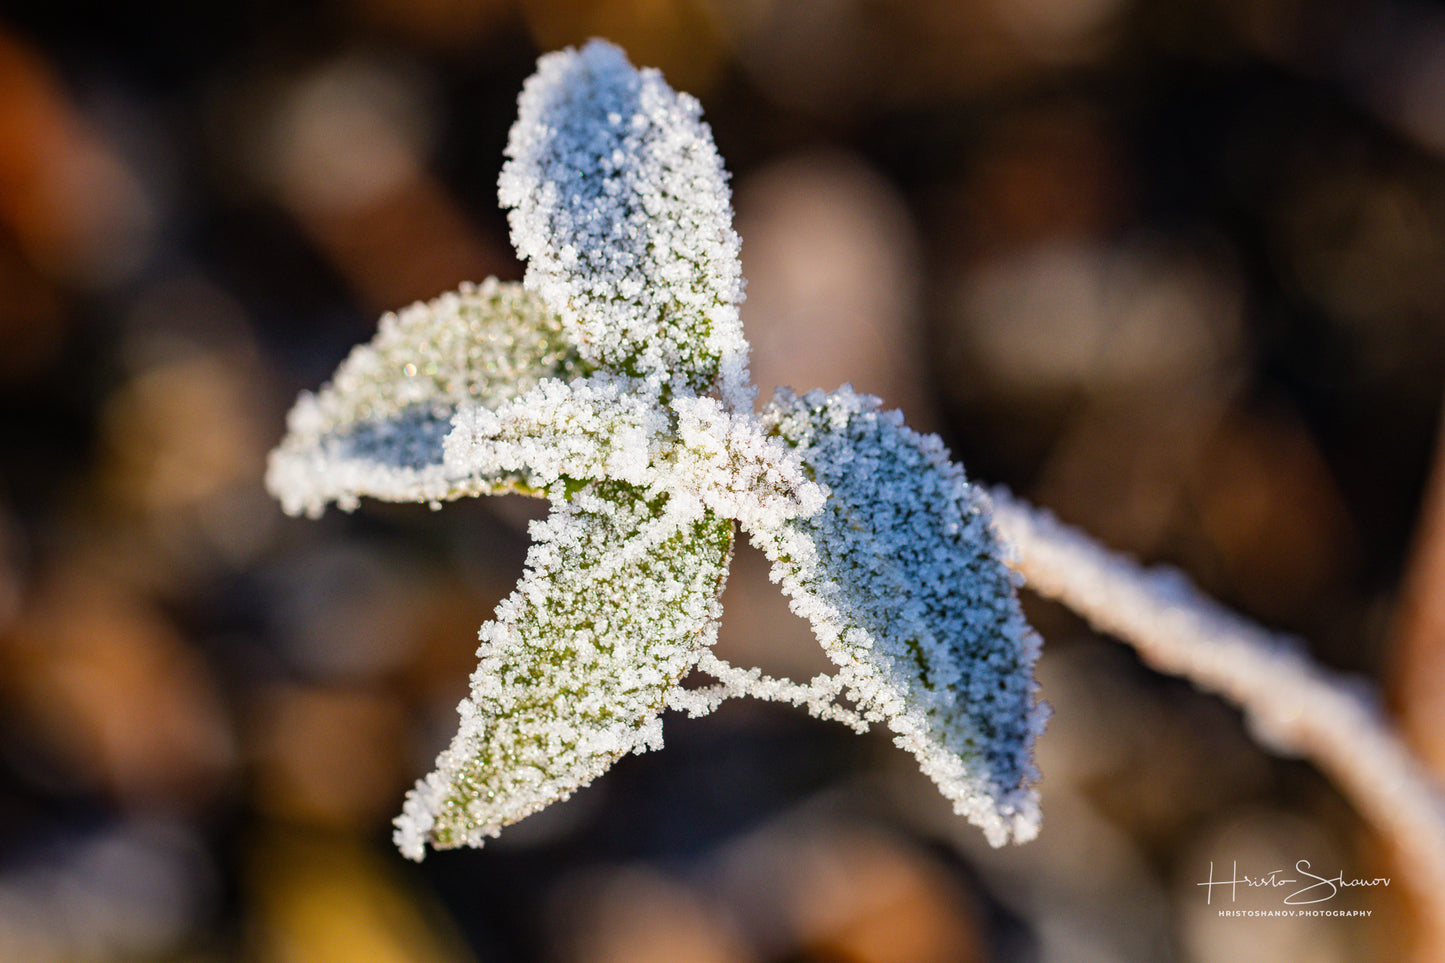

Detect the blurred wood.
[
  {"left": 1390, "top": 395, "right": 1445, "bottom": 963},
  {"left": 1394, "top": 398, "right": 1445, "bottom": 772}
]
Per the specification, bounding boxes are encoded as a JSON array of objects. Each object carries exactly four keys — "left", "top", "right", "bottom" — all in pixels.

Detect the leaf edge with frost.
[
  {"left": 751, "top": 386, "right": 1047, "bottom": 846},
  {"left": 394, "top": 479, "right": 734, "bottom": 859},
  {"left": 265, "top": 279, "right": 589, "bottom": 517},
  {"left": 498, "top": 38, "right": 751, "bottom": 406}
]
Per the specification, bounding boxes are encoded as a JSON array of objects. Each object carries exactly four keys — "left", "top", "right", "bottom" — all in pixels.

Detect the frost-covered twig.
[
  {"left": 671, "top": 652, "right": 871, "bottom": 732},
  {"left": 265, "top": 36, "right": 1445, "bottom": 907},
  {"left": 990, "top": 489, "right": 1445, "bottom": 915}
]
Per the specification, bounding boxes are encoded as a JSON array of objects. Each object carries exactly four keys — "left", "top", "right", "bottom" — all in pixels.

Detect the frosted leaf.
[
  {"left": 393, "top": 480, "right": 733, "bottom": 859},
  {"left": 443, "top": 373, "right": 665, "bottom": 495},
  {"left": 498, "top": 39, "right": 750, "bottom": 406},
  {"left": 269, "top": 42, "right": 1053, "bottom": 862},
  {"left": 752, "top": 387, "right": 1046, "bottom": 846},
  {"left": 441, "top": 383, "right": 823, "bottom": 530},
  {"left": 266, "top": 280, "right": 588, "bottom": 517},
  {"left": 667, "top": 395, "right": 825, "bottom": 531}
]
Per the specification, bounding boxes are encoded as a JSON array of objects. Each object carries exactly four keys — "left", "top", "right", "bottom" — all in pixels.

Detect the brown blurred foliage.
[{"left": 1, "top": 0, "right": 1443, "bottom": 960}]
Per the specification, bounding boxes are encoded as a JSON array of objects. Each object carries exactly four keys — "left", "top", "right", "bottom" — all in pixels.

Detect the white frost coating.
[
  {"left": 751, "top": 387, "right": 1047, "bottom": 846},
  {"left": 267, "top": 29, "right": 1445, "bottom": 889},
  {"left": 683, "top": 651, "right": 871, "bottom": 732},
  {"left": 443, "top": 374, "right": 667, "bottom": 492},
  {"left": 668, "top": 395, "right": 826, "bottom": 532},
  {"left": 989, "top": 490, "right": 1445, "bottom": 913},
  {"left": 273, "top": 41, "right": 1051, "bottom": 862},
  {"left": 393, "top": 480, "right": 733, "bottom": 859},
  {"left": 440, "top": 378, "right": 823, "bottom": 530},
  {"left": 499, "top": 39, "right": 751, "bottom": 407},
  {"left": 266, "top": 279, "right": 586, "bottom": 517}
]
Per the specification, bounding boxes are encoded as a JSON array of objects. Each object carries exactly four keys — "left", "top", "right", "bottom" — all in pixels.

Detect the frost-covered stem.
[{"left": 990, "top": 489, "right": 1445, "bottom": 919}]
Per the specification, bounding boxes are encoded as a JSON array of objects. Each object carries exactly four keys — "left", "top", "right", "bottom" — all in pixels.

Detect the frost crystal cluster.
[{"left": 267, "top": 39, "right": 1046, "bottom": 860}]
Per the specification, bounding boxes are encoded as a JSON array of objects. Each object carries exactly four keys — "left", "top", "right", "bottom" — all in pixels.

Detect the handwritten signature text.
[{"left": 1197, "top": 860, "right": 1390, "bottom": 906}]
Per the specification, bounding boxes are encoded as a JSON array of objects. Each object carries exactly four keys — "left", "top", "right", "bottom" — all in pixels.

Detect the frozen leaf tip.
[{"left": 499, "top": 39, "right": 750, "bottom": 406}]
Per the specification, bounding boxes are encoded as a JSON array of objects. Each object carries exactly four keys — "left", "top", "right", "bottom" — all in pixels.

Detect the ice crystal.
[
  {"left": 443, "top": 374, "right": 666, "bottom": 493},
  {"left": 266, "top": 38, "right": 1045, "bottom": 861}
]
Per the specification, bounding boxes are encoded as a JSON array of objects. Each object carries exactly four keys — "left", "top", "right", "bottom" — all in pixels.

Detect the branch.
[{"left": 989, "top": 488, "right": 1445, "bottom": 918}]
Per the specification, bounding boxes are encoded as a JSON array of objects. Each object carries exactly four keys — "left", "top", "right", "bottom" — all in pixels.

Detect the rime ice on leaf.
[
  {"left": 268, "top": 39, "right": 1047, "bottom": 863},
  {"left": 665, "top": 396, "right": 825, "bottom": 532},
  {"left": 443, "top": 374, "right": 667, "bottom": 494},
  {"left": 499, "top": 39, "right": 750, "bottom": 406},
  {"left": 266, "top": 280, "right": 587, "bottom": 516},
  {"left": 393, "top": 481, "right": 732, "bottom": 859},
  {"left": 754, "top": 387, "right": 1045, "bottom": 845},
  {"left": 439, "top": 381, "right": 822, "bottom": 524}
]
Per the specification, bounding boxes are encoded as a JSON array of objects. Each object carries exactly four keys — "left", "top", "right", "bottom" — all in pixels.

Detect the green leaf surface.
[
  {"left": 266, "top": 279, "right": 588, "bottom": 517},
  {"left": 393, "top": 480, "right": 734, "bottom": 859},
  {"left": 754, "top": 387, "right": 1045, "bottom": 845}
]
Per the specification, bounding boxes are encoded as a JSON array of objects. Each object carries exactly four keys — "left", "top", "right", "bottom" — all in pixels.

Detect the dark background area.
[{"left": 2, "top": 0, "right": 1444, "bottom": 960}]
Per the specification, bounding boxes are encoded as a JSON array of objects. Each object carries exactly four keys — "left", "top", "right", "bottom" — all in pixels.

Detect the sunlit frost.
[
  {"left": 499, "top": 39, "right": 751, "bottom": 407},
  {"left": 268, "top": 39, "right": 1046, "bottom": 861}
]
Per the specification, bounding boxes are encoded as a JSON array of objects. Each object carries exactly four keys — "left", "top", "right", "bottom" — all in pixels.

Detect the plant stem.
[{"left": 990, "top": 489, "right": 1445, "bottom": 921}]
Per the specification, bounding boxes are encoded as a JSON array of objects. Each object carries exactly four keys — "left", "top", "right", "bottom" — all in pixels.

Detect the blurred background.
[{"left": 3, "top": 0, "right": 1445, "bottom": 960}]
